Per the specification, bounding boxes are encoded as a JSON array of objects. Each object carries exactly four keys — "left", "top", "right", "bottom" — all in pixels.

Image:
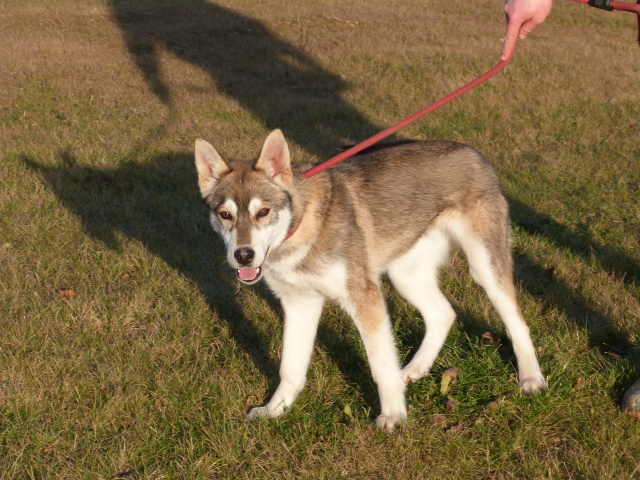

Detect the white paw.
[
  {"left": 246, "top": 399, "right": 289, "bottom": 420},
  {"left": 246, "top": 406, "right": 272, "bottom": 420},
  {"left": 520, "top": 375, "right": 547, "bottom": 394},
  {"left": 401, "top": 364, "right": 428, "bottom": 384},
  {"left": 376, "top": 413, "right": 405, "bottom": 433}
]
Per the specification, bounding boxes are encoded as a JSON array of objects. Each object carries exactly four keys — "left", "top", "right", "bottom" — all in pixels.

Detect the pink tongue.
[{"left": 238, "top": 267, "right": 259, "bottom": 282}]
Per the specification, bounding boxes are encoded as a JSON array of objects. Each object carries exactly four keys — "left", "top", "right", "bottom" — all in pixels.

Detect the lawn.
[{"left": 1, "top": 0, "right": 639, "bottom": 478}]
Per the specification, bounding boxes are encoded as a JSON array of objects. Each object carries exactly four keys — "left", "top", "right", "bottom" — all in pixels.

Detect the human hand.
[{"left": 502, "top": 0, "right": 552, "bottom": 60}]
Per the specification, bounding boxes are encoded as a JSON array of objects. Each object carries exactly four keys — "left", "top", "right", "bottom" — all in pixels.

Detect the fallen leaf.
[
  {"left": 432, "top": 413, "right": 447, "bottom": 424},
  {"left": 445, "top": 423, "right": 463, "bottom": 437},
  {"left": 58, "top": 289, "right": 75, "bottom": 299},
  {"left": 441, "top": 367, "right": 461, "bottom": 395},
  {"left": 445, "top": 398, "right": 459, "bottom": 412},
  {"left": 481, "top": 331, "right": 498, "bottom": 344}
]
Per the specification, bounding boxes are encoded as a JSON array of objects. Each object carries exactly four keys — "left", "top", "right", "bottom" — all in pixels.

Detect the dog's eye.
[
  {"left": 219, "top": 211, "right": 232, "bottom": 221},
  {"left": 257, "top": 208, "right": 270, "bottom": 218}
]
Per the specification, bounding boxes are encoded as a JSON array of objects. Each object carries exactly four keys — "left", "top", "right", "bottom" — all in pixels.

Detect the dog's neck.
[
  {"left": 283, "top": 170, "right": 331, "bottom": 244},
  {"left": 285, "top": 222, "right": 299, "bottom": 241}
]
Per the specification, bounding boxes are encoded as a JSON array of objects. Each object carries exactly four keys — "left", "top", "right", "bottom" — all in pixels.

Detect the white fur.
[
  {"left": 267, "top": 261, "right": 348, "bottom": 300},
  {"left": 262, "top": 262, "right": 408, "bottom": 431},
  {"left": 386, "top": 217, "right": 546, "bottom": 391},
  {"left": 248, "top": 289, "right": 324, "bottom": 419},
  {"left": 243, "top": 198, "right": 293, "bottom": 268},
  {"left": 339, "top": 295, "right": 407, "bottom": 431},
  {"left": 387, "top": 225, "right": 456, "bottom": 384},
  {"left": 447, "top": 220, "right": 546, "bottom": 391}
]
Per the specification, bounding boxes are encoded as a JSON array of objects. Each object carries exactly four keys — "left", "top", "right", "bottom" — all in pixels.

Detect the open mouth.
[
  {"left": 235, "top": 247, "right": 268, "bottom": 285},
  {"left": 237, "top": 266, "right": 263, "bottom": 284}
]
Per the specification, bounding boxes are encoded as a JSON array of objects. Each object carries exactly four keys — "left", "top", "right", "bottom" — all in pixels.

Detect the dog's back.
[{"left": 291, "top": 140, "right": 509, "bottom": 271}]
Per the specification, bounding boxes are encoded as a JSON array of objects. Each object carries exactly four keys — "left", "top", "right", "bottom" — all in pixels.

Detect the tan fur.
[{"left": 194, "top": 130, "right": 546, "bottom": 433}]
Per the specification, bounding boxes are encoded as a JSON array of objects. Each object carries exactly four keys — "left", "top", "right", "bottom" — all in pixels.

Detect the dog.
[{"left": 194, "top": 129, "right": 546, "bottom": 432}]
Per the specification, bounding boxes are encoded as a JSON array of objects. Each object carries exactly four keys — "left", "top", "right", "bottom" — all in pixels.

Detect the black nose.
[{"left": 234, "top": 247, "right": 255, "bottom": 266}]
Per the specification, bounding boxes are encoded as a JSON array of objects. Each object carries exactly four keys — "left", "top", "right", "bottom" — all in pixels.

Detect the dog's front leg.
[
  {"left": 344, "top": 282, "right": 407, "bottom": 433},
  {"left": 247, "top": 290, "right": 324, "bottom": 420}
]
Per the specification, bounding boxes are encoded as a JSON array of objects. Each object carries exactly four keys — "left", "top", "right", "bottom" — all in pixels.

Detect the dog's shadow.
[
  {"left": 25, "top": 151, "right": 387, "bottom": 412},
  {"left": 25, "top": 148, "right": 639, "bottom": 415},
  {"left": 25, "top": 1, "right": 638, "bottom": 415},
  {"left": 24, "top": 151, "right": 273, "bottom": 379}
]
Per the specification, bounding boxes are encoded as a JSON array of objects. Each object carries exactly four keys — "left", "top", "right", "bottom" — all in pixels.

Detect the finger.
[
  {"left": 518, "top": 21, "right": 536, "bottom": 40},
  {"left": 501, "top": 23, "right": 520, "bottom": 60}
]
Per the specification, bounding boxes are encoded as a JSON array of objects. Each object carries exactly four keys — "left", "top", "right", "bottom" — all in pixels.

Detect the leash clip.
[{"left": 588, "top": 0, "right": 614, "bottom": 11}]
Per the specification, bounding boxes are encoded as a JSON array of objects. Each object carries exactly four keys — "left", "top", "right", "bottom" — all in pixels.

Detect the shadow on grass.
[
  {"left": 24, "top": 151, "right": 384, "bottom": 413},
  {"left": 510, "top": 197, "right": 640, "bottom": 290},
  {"left": 24, "top": 152, "right": 275, "bottom": 380},
  {"left": 103, "top": 0, "right": 393, "bottom": 412},
  {"left": 24, "top": 148, "right": 639, "bottom": 412},
  {"left": 25, "top": 0, "right": 638, "bottom": 412},
  {"left": 509, "top": 197, "right": 638, "bottom": 350},
  {"left": 108, "top": 0, "right": 381, "bottom": 158},
  {"left": 508, "top": 198, "right": 640, "bottom": 399}
]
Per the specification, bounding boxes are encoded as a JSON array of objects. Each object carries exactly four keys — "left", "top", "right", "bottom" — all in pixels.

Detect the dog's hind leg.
[
  {"left": 387, "top": 228, "right": 457, "bottom": 385},
  {"left": 342, "top": 280, "right": 407, "bottom": 433},
  {"left": 247, "top": 289, "right": 324, "bottom": 420},
  {"left": 451, "top": 200, "right": 546, "bottom": 394}
]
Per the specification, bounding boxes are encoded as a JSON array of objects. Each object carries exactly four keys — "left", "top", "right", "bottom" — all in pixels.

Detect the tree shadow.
[{"left": 108, "top": 0, "right": 381, "bottom": 158}]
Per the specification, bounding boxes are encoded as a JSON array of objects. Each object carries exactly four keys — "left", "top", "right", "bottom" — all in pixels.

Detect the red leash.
[
  {"left": 303, "top": 0, "right": 640, "bottom": 179},
  {"left": 569, "top": 0, "right": 640, "bottom": 43},
  {"left": 569, "top": 0, "right": 640, "bottom": 13},
  {"left": 303, "top": 51, "right": 516, "bottom": 178}
]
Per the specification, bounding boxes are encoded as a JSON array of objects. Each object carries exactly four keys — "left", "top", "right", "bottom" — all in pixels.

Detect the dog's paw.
[
  {"left": 247, "top": 401, "right": 289, "bottom": 420},
  {"left": 246, "top": 406, "right": 273, "bottom": 420},
  {"left": 376, "top": 413, "right": 405, "bottom": 434},
  {"left": 401, "top": 364, "right": 427, "bottom": 384},
  {"left": 520, "top": 375, "right": 547, "bottom": 394}
]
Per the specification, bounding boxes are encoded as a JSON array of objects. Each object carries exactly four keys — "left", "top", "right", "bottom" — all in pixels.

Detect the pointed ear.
[
  {"left": 194, "top": 138, "right": 231, "bottom": 198},
  {"left": 254, "top": 129, "right": 293, "bottom": 187}
]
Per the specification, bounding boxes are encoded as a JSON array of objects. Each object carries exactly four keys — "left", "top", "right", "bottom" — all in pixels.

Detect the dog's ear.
[
  {"left": 194, "top": 138, "right": 231, "bottom": 198},
  {"left": 255, "top": 129, "right": 293, "bottom": 187}
]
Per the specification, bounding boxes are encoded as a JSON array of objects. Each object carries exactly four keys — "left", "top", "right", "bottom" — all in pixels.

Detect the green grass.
[{"left": 1, "top": 0, "right": 640, "bottom": 477}]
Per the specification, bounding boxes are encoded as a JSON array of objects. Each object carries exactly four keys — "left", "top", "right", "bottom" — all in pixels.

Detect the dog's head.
[{"left": 195, "top": 129, "right": 295, "bottom": 284}]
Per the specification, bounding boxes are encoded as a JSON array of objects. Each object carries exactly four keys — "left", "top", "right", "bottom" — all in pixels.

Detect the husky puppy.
[{"left": 195, "top": 129, "right": 546, "bottom": 432}]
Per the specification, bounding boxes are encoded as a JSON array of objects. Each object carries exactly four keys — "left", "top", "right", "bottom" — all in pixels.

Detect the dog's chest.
[{"left": 265, "top": 260, "right": 349, "bottom": 300}]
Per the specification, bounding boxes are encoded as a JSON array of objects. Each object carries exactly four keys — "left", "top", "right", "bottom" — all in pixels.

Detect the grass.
[{"left": 1, "top": 0, "right": 640, "bottom": 477}]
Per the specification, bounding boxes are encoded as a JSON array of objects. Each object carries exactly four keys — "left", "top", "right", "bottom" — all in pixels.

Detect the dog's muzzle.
[{"left": 234, "top": 246, "right": 265, "bottom": 284}]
